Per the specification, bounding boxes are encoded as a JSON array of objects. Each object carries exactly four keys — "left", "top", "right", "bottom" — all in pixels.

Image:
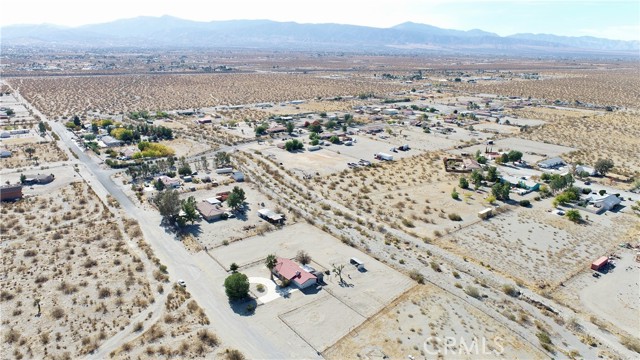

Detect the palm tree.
[{"left": 265, "top": 254, "right": 277, "bottom": 280}]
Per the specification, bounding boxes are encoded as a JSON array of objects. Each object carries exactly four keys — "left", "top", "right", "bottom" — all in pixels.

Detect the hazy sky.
[{"left": 1, "top": 0, "right": 639, "bottom": 41}]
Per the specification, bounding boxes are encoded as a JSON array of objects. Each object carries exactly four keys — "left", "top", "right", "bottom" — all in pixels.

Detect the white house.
[
  {"left": 587, "top": 194, "right": 621, "bottom": 212},
  {"left": 576, "top": 165, "right": 597, "bottom": 176}
]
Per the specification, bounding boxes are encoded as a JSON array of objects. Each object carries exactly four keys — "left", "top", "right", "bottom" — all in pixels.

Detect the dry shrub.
[{"left": 51, "top": 307, "right": 65, "bottom": 319}]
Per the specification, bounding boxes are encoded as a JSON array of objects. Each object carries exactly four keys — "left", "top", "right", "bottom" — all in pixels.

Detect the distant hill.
[{"left": 2, "top": 16, "right": 638, "bottom": 55}]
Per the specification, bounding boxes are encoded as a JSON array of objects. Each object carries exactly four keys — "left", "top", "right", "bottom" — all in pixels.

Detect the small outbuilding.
[
  {"left": 0, "top": 149, "right": 12, "bottom": 158},
  {"left": 478, "top": 208, "right": 493, "bottom": 220},
  {"left": 0, "top": 184, "right": 23, "bottom": 201},
  {"left": 591, "top": 256, "right": 609, "bottom": 271},
  {"left": 232, "top": 171, "right": 245, "bottom": 182},
  {"left": 258, "top": 208, "right": 284, "bottom": 224},
  {"left": 24, "top": 173, "right": 54, "bottom": 185}
]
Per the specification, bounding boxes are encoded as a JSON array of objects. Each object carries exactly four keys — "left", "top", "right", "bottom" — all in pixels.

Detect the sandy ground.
[
  {"left": 179, "top": 182, "right": 283, "bottom": 248},
  {"left": 0, "top": 141, "right": 68, "bottom": 169},
  {"left": 325, "top": 284, "right": 546, "bottom": 360},
  {"left": 209, "top": 222, "right": 414, "bottom": 353},
  {"left": 440, "top": 201, "right": 639, "bottom": 287},
  {"left": 447, "top": 137, "right": 577, "bottom": 164},
  {"left": 0, "top": 180, "right": 165, "bottom": 359},
  {"left": 558, "top": 249, "right": 640, "bottom": 337}
]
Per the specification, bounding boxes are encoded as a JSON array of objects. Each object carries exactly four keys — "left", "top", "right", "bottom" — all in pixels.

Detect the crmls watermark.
[{"left": 423, "top": 336, "right": 505, "bottom": 356}]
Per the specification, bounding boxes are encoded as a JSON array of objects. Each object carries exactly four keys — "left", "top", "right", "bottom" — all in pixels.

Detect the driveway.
[{"left": 249, "top": 276, "right": 298, "bottom": 303}]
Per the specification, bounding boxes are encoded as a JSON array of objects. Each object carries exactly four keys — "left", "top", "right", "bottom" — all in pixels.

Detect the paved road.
[{"left": 7, "top": 85, "right": 305, "bottom": 359}]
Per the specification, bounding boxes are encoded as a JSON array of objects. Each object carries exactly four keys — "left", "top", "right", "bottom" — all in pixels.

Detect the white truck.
[{"left": 375, "top": 152, "right": 394, "bottom": 161}]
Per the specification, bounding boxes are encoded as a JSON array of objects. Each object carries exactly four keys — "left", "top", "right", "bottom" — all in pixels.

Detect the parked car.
[{"left": 177, "top": 279, "right": 186, "bottom": 287}]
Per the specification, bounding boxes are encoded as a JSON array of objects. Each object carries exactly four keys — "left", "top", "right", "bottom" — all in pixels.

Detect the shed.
[
  {"left": 0, "top": 149, "right": 12, "bottom": 158},
  {"left": 0, "top": 184, "right": 23, "bottom": 201},
  {"left": 591, "top": 256, "right": 609, "bottom": 271},
  {"left": 478, "top": 208, "right": 493, "bottom": 220},
  {"left": 232, "top": 171, "right": 245, "bottom": 182},
  {"left": 258, "top": 208, "right": 284, "bottom": 224},
  {"left": 101, "top": 135, "right": 123, "bottom": 147}
]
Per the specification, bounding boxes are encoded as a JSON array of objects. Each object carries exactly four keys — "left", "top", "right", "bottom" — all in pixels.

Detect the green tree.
[
  {"left": 487, "top": 166, "right": 498, "bottom": 182},
  {"left": 470, "top": 170, "right": 483, "bottom": 189},
  {"left": 25, "top": 147, "right": 35, "bottom": 160},
  {"left": 38, "top": 121, "right": 47, "bottom": 134},
  {"left": 255, "top": 124, "right": 268, "bottom": 136},
  {"left": 227, "top": 186, "right": 246, "bottom": 211},
  {"left": 451, "top": 188, "right": 459, "bottom": 200},
  {"left": 507, "top": 150, "right": 523, "bottom": 162},
  {"left": 224, "top": 272, "right": 250, "bottom": 301},
  {"left": 181, "top": 196, "right": 199, "bottom": 225},
  {"left": 265, "top": 254, "right": 277, "bottom": 280},
  {"left": 565, "top": 209, "right": 582, "bottom": 223},
  {"left": 459, "top": 177, "right": 469, "bottom": 190},
  {"left": 285, "top": 121, "right": 294, "bottom": 134},
  {"left": 154, "top": 190, "right": 181, "bottom": 222},
  {"left": 284, "top": 139, "right": 304, "bottom": 151},
  {"left": 214, "top": 151, "right": 231, "bottom": 168},
  {"left": 230, "top": 263, "right": 239, "bottom": 273},
  {"left": 498, "top": 153, "right": 509, "bottom": 164},
  {"left": 73, "top": 115, "right": 81, "bottom": 127},
  {"left": 491, "top": 182, "right": 510, "bottom": 201},
  {"left": 325, "top": 120, "right": 337, "bottom": 130},
  {"left": 154, "top": 179, "right": 165, "bottom": 191},
  {"left": 20, "top": 173, "right": 26, "bottom": 184},
  {"left": 329, "top": 135, "right": 340, "bottom": 144},
  {"left": 308, "top": 121, "right": 322, "bottom": 133},
  {"left": 594, "top": 158, "right": 614, "bottom": 176},
  {"left": 178, "top": 158, "right": 192, "bottom": 176}
]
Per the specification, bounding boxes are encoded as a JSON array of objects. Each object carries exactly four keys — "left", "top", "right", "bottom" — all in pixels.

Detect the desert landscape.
[{"left": 1, "top": 11, "right": 640, "bottom": 359}]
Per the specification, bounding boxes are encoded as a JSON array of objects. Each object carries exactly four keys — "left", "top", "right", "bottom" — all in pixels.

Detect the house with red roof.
[{"left": 273, "top": 257, "right": 317, "bottom": 289}]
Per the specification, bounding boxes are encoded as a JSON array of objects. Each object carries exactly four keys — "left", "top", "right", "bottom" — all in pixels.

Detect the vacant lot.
[
  {"left": 8, "top": 73, "right": 409, "bottom": 117},
  {"left": 0, "top": 181, "right": 163, "bottom": 359},
  {"left": 0, "top": 141, "right": 68, "bottom": 169},
  {"left": 515, "top": 107, "right": 640, "bottom": 176},
  {"left": 557, "top": 245, "right": 640, "bottom": 338},
  {"left": 325, "top": 284, "right": 546, "bottom": 360},
  {"left": 440, "top": 204, "right": 639, "bottom": 287},
  {"left": 457, "top": 68, "right": 640, "bottom": 108},
  {"left": 449, "top": 136, "right": 577, "bottom": 164}
]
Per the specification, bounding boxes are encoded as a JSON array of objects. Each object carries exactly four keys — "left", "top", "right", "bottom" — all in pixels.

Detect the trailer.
[
  {"left": 399, "top": 144, "right": 410, "bottom": 151},
  {"left": 308, "top": 145, "right": 321, "bottom": 151},
  {"left": 374, "top": 152, "right": 394, "bottom": 161},
  {"left": 215, "top": 167, "right": 233, "bottom": 174},
  {"left": 591, "top": 256, "right": 609, "bottom": 271}
]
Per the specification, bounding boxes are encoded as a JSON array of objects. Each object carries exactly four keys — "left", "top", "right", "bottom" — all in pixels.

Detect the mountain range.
[{"left": 2, "top": 16, "right": 638, "bottom": 56}]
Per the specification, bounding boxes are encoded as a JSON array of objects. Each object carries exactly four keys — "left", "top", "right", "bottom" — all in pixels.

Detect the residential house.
[
  {"left": 196, "top": 201, "right": 225, "bottom": 221},
  {"left": 157, "top": 175, "right": 181, "bottom": 188},
  {"left": 587, "top": 194, "right": 621, "bottom": 213},
  {"left": 500, "top": 175, "right": 540, "bottom": 191},
  {"left": 0, "top": 184, "right": 23, "bottom": 201},
  {"left": 101, "top": 135, "right": 123, "bottom": 147},
  {"left": 273, "top": 257, "right": 318, "bottom": 289},
  {"left": 538, "top": 157, "right": 565, "bottom": 169},
  {"left": 575, "top": 165, "right": 597, "bottom": 176}
]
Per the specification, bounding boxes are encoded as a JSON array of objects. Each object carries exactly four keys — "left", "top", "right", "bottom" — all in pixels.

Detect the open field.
[
  {"left": 514, "top": 107, "right": 640, "bottom": 176},
  {"left": 557, "top": 246, "right": 640, "bottom": 338},
  {"left": 0, "top": 141, "right": 68, "bottom": 169},
  {"left": 456, "top": 68, "right": 640, "bottom": 108},
  {"left": 448, "top": 137, "right": 578, "bottom": 164},
  {"left": 439, "top": 203, "right": 639, "bottom": 287},
  {"left": 0, "top": 181, "right": 164, "bottom": 359},
  {"left": 325, "top": 284, "right": 547, "bottom": 360},
  {"left": 7, "top": 73, "right": 409, "bottom": 117}
]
